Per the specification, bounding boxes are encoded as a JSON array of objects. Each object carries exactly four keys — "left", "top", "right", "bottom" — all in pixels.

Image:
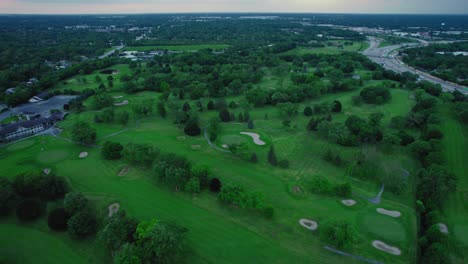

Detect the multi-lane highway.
[{"left": 363, "top": 37, "right": 468, "bottom": 94}]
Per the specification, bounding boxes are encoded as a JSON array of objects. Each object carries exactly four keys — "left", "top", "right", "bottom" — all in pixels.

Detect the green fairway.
[
  {"left": 124, "top": 44, "right": 230, "bottom": 52},
  {"left": 358, "top": 210, "right": 408, "bottom": 243}
]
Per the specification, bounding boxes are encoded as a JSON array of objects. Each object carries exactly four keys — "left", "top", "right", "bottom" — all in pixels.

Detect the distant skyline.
[{"left": 1, "top": 0, "right": 468, "bottom": 15}]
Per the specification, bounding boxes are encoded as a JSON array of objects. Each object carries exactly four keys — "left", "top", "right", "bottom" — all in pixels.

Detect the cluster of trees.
[
  {"left": 0, "top": 172, "right": 99, "bottom": 238},
  {"left": 305, "top": 175, "right": 351, "bottom": 198},
  {"left": 100, "top": 214, "right": 188, "bottom": 264},
  {"left": 319, "top": 219, "right": 356, "bottom": 249},
  {"left": 359, "top": 86, "right": 392, "bottom": 105},
  {"left": 219, "top": 184, "right": 274, "bottom": 218}
]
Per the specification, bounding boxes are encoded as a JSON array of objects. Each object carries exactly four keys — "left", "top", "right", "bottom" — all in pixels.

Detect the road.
[
  {"left": 363, "top": 37, "right": 468, "bottom": 94},
  {"left": 98, "top": 45, "right": 125, "bottom": 59}
]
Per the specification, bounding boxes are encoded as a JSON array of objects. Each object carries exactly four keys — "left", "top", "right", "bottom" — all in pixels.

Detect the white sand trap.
[
  {"left": 438, "top": 223, "right": 449, "bottom": 234},
  {"left": 108, "top": 203, "right": 120, "bottom": 217},
  {"left": 113, "top": 96, "right": 123, "bottom": 99},
  {"left": 177, "top": 136, "right": 186, "bottom": 141},
  {"left": 79, "top": 152, "right": 88, "bottom": 158},
  {"left": 240, "top": 132, "right": 266, "bottom": 145},
  {"left": 372, "top": 240, "right": 401, "bottom": 256},
  {"left": 114, "top": 100, "right": 129, "bottom": 106},
  {"left": 118, "top": 167, "right": 130, "bottom": 177},
  {"left": 43, "top": 168, "right": 51, "bottom": 175},
  {"left": 342, "top": 199, "right": 357, "bottom": 206},
  {"left": 299, "top": 219, "right": 318, "bottom": 231},
  {"left": 191, "top": 145, "right": 201, "bottom": 150},
  {"left": 377, "top": 208, "right": 401, "bottom": 218},
  {"left": 222, "top": 144, "right": 229, "bottom": 149}
]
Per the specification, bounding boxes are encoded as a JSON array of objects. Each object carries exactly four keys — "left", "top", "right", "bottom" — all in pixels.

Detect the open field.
[{"left": 124, "top": 44, "right": 230, "bottom": 52}]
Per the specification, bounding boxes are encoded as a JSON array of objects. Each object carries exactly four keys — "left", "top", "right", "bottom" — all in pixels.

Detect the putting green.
[
  {"left": 358, "top": 211, "right": 407, "bottom": 243},
  {"left": 219, "top": 135, "right": 247, "bottom": 145},
  {"left": 37, "top": 150, "right": 70, "bottom": 163}
]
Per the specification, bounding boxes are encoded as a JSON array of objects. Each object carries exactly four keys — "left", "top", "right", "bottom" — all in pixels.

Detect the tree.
[
  {"left": 71, "top": 121, "right": 97, "bottom": 145},
  {"left": 207, "top": 117, "right": 221, "bottom": 141},
  {"left": 116, "top": 111, "right": 129, "bottom": 125},
  {"left": 48, "top": 208, "right": 70, "bottom": 231},
  {"left": 250, "top": 153, "right": 258, "bottom": 163},
  {"left": 64, "top": 192, "right": 89, "bottom": 215},
  {"left": 247, "top": 119, "right": 254, "bottom": 129},
  {"left": 92, "top": 93, "right": 113, "bottom": 109},
  {"left": 219, "top": 184, "right": 245, "bottom": 206},
  {"left": 157, "top": 102, "right": 166, "bottom": 118},
  {"left": 303, "top": 106, "right": 313, "bottom": 116},
  {"left": 102, "top": 141, "right": 124, "bottom": 160},
  {"left": 209, "top": 178, "right": 222, "bottom": 193},
  {"left": 331, "top": 100, "right": 342, "bottom": 113},
  {"left": 184, "top": 118, "right": 201, "bottom": 136},
  {"left": 421, "top": 242, "right": 448, "bottom": 264},
  {"left": 0, "top": 178, "right": 18, "bottom": 217},
  {"left": 39, "top": 175, "right": 69, "bottom": 201},
  {"left": 207, "top": 100, "right": 215, "bottom": 110},
  {"left": 99, "top": 211, "right": 138, "bottom": 253},
  {"left": 278, "top": 159, "right": 289, "bottom": 169},
  {"left": 68, "top": 210, "right": 97, "bottom": 238},
  {"left": 219, "top": 109, "right": 231, "bottom": 122},
  {"left": 267, "top": 146, "right": 278, "bottom": 166},
  {"left": 182, "top": 102, "right": 191, "bottom": 113},
  {"left": 360, "top": 87, "right": 391, "bottom": 104},
  {"left": 319, "top": 219, "right": 355, "bottom": 249},
  {"left": 184, "top": 178, "right": 200, "bottom": 194},
  {"left": 16, "top": 199, "right": 43, "bottom": 222},
  {"left": 137, "top": 221, "right": 187, "bottom": 264},
  {"left": 114, "top": 243, "right": 142, "bottom": 264}
]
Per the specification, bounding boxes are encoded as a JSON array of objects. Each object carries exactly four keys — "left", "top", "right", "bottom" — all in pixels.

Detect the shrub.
[
  {"left": 184, "top": 118, "right": 201, "bottom": 136},
  {"left": 262, "top": 205, "right": 275, "bottom": 219},
  {"left": 360, "top": 87, "right": 391, "bottom": 104},
  {"left": 16, "top": 199, "right": 43, "bottom": 222},
  {"left": 209, "top": 178, "right": 222, "bottom": 193},
  {"left": 48, "top": 208, "right": 70, "bottom": 231},
  {"left": 278, "top": 159, "right": 290, "bottom": 169},
  {"left": 303, "top": 106, "right": 313, "bottom": 116},
  {"left": 39, "top": 175, "right": 69, "bottom": 201},
  {"left": 250, "top": 153, "right": 258, "bottom": 163}
]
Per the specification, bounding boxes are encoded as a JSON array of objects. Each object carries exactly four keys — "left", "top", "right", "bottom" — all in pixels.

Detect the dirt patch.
[
  {"left": 113, "top": 95, "right": 124, "bottom": 99},
  {"left": 118, "top": 167, "right": 130, "bottom": 177},
  {"left": 79, "top": 152, "right": 88, "bottom": 158},
  {"left": 191, "top": 145, "right": 201, "bottom": 150},
  {"left": 342, "top": 199, "right": 357, "bottom": 206},
  {"left": 43, "top": 168, "right": 51, "bottom": 175},
  {"left": 108, "top": 203, "right": 120, "bottom": 217},
  {"left": 177, "top": 136, "right": 186, "bottom": 141},
  {"left": 299, "top": 219, "right": 318, "bottom": 231},
  {"left": 372, "top": 240, "right": 401, "bottom": 256},
  {"left": 114, "top": 100, "right": 129, "bottom": 106},
  {"left": 377, "top": 208, "right": 401, "bottom": 218},
  {"left": 438, "top": 223, "right": 449, "bottom": 234}
]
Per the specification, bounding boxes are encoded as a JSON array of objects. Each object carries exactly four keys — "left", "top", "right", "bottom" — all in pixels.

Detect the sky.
[{"left": 1, "top": 0, "right": 467, "bottom": 15}]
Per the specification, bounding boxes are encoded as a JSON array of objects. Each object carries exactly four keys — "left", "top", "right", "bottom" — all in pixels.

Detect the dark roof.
[{"left": 0, "top": 117, "right": 54, "bottom": 136}]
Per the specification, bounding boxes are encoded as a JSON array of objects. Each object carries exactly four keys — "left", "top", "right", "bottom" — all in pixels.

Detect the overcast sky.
[{"left": 1, "top": 0, "right": 467, "bottom": 14}]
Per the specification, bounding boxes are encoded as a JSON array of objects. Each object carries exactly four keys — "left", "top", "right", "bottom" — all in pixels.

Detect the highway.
[
  {"left": 98, "top": 44, "right": 125, "bottom": 59},
  {"left": 363, "top": 37, "right": 468, "bottom": 94}
]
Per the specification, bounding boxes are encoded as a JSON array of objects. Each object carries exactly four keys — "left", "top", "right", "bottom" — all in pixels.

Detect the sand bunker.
[
  {"left": 438, "top": 223, "right": 449, "bottom": 234},
  {"left": 342, "top": 199, "right": 357, "bottom": 206},
  {"left": 79, "top": 152, "right": 88, "bottom": 158},
  {"left": 43, "top": 168, "right": 51, "bottom": 175},
  {"left": 377, "top": 208, "right": 401, "bottom": 218},
  {"left": 118, "top": 167, "right": 130, "bottom": 177},
  {"left": 191, "top": 145, "right": 201, "bottom": 150},
  {"left": 222, "top": 144, "right": 229, "bottom": 149},
  {"left": 114, "top": 100, "right": 129, "bottom": 106},
  {"left": 372, "top": 240, "right": 401, "bottom": 256},
  {"left": 113, "top": 96, "right": 124, "bottom": 99},
  {"left": 177, "top": 136, "right": 186, "bottom": 141},
  {"left": 299, "top": 219, "right": 318, "bottom": 231},
  {"left": 240, "top": 132, "right": 266, "bottom": 145},
  {"left": 108, "top": 203, "right": 120, "bottom": 217}
]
